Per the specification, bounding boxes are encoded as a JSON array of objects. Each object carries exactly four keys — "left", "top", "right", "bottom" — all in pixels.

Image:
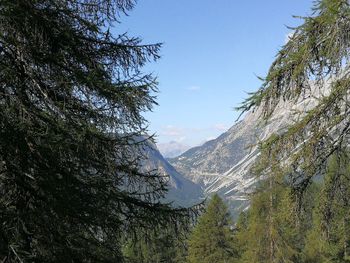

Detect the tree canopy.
[
  {"left": 234, "top": 2, "right": 350, "bottom": 261},
  {"left": 0, "top": 1, "right": 194, "bottom": 261},
  {"left": 238, "top": 0, "right": 350, "bottom": 194},
  {"left": 187, "top": 194, "right": 237, "bottom": 263}
]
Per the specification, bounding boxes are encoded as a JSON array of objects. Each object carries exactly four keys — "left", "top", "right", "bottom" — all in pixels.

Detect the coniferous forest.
[{"left": 1, "top": 0, "right": 350, "bottom": 262}]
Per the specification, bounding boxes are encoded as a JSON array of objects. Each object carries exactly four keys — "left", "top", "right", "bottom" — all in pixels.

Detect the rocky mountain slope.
[
  {"left": 169, "top": 84, "right": 327, "bottom": 216},
  {"left": 140, "top": 139, "right": 204, "bottom": 207}
]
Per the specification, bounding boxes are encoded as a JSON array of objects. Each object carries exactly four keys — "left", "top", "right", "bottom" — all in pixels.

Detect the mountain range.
[
  {"left": 140, "top": 139, "right": 203, "bottom": 207},
  {"left": 148, "top": 83, "right": 327, "bottom": 217}
]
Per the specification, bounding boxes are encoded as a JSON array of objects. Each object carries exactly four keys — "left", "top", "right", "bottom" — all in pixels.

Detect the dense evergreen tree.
[
  {"left": 187, "top": 194, "right": 237, "bottom": 263},
  {"left": 122, "top": 227, "right": 188, "bottom": 263},
  {"left": 0, "top": 1, "right": 193, "bottom": 261}
]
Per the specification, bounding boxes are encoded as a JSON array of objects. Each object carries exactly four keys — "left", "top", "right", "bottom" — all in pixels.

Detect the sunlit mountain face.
[{"left": 168, "top": 82, "right": 327, "bottom": 217}]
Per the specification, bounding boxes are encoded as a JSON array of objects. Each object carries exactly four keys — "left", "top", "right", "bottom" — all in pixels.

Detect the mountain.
[
  {"left": 140, "top": 138, "right": 204, "bottom": 207},
  {"left": 169, "top": 84, "right": 327, "bottom": 217},
  {"left": 168, "top": 112, "right": 259, "bottom": 215},
  {"left": 157, "top": 141, "right": 190, "bottom": 158}
]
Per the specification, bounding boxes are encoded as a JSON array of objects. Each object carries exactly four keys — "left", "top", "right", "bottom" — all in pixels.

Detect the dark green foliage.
[
  {"left": 0, "top": 1, "right": 193, "bottom": 262},
  {"left": 187, "top": 194, "right": 237, "bottom": 263},
  {"left": 122, "top": 227, "right": 188, "bottom": 263}
]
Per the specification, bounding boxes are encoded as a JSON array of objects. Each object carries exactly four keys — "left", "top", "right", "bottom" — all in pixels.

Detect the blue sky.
[{"left": 116, "top": 0, "right": 313, "bottom": 147}]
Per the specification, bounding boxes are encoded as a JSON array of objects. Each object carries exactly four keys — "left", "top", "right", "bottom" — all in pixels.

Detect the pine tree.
[
  {"left": 0, "top": 1, "right": 193, "bottom": 261},
  {"left": 187, "top": 194, "right": 237, "bottom": 263}
]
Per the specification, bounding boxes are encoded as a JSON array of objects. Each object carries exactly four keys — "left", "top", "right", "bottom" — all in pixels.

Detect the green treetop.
[{"left": 187, "top": 194, "right": 237, "bottom": 263}]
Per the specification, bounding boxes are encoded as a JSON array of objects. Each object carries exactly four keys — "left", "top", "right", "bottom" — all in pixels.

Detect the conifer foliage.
[
  {"left": 187, "top": 194, "right": 237, "bottom": 263},
  {"left": 233, "top": 1, "right": 350, "bottom": 260},
  {"left": 0, "top": 1, "right": 192, "bottom": 262},
  {"left": 304, "top": 151, "right": 350, "bottom": 262},
  {"left": 234, "top": 152, "right": 350, "bottom": 263},
  {"left": 238, "top": 0, "right": 350, "bottom": 198},
  {"left": 122, "top": 227, "right": 188, "bottom": 263}
]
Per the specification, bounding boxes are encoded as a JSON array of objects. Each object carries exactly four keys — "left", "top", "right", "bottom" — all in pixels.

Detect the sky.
[{"left": 115, "top": 0, "right": 314, "bottom": 147}]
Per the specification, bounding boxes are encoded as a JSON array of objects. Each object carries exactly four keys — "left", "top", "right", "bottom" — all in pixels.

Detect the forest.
[{"left": 1, "top": 0, "right": 350, "bottom": 262}]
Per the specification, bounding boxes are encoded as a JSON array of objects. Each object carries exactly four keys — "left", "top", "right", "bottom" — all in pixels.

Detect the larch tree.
[
  {"left": 237, "top": 181, "right": 300, "bottom": 263},
  {"left": 0, "top": 0, "right": 194, "bottom": 262},
  {"left": 238, "top": 0, "right": 350, "bottom": 201},
  {"left": 187, "top": 194, "right": 237, "bottom": 263},
  {"left": 234, "top": 1, "right": 350, "bottom": 261},
  {"left": 304, "top": 151, "right": 350, "bottom": 262}
]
